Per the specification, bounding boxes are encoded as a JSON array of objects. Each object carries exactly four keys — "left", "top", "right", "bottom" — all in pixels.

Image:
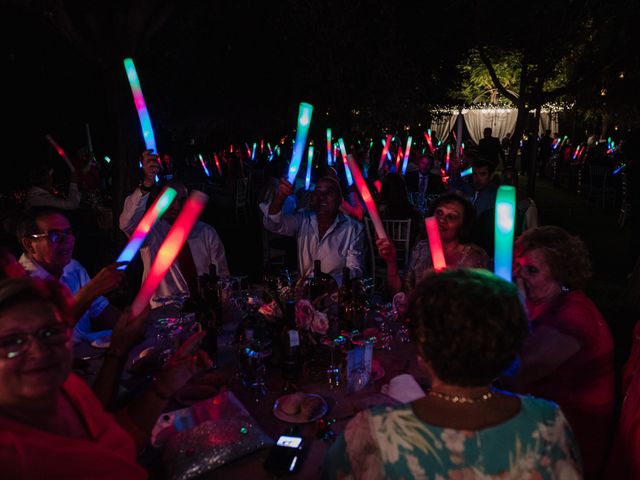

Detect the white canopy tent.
[{"left": 430, "top": 106, "right": 560, "bottom": 144}]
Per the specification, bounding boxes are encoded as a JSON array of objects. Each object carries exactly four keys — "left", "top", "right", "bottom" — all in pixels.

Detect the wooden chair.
[{"left": 364, "top": 217, "right": 412, "bottom": 295}]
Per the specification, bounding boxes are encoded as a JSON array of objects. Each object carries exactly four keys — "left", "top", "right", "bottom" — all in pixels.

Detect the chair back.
[{"left": 364, "top": 217, "right": 412, "bottom": 294}]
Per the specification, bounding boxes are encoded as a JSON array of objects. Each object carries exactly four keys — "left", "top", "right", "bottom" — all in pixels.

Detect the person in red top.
[
  {"left": 502, "top": 226, "right": 614, "bottom": 480},
  {"left": 0, "top": 277, "right": 211, "bottom": 478}
]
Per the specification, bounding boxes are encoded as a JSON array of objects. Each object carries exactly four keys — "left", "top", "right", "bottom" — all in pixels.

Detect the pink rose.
[
  {"left": 310, "top": 311, "right": 329, "bottom": 335},
  {"left": 295, "top": 300, "right": 315, "bottom": 329}
]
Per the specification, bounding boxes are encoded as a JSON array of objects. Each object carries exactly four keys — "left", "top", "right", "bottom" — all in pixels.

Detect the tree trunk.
[
  {"left": 527, "top": 105, "right": 541, "bottom": 198},
  {"left": 508, "top": 101, "right": 528, "bottom": 167}
]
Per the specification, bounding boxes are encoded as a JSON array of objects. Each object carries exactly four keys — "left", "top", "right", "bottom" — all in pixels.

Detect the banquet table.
[{"left": 72, "top": 302, "right": 428, "bottom": 479}]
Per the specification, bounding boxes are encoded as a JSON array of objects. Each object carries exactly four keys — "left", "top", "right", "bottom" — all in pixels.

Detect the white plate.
[
  {"left": 273, "top": 393, "right": 328, "bottom": 423},
  {"left": 90, "top": 336, "right": 111, "bottom": 349}
]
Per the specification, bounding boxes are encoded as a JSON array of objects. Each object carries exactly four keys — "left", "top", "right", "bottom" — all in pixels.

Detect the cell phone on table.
[{"left": 263, "top": 434, "right": 305, "bottom": 475}]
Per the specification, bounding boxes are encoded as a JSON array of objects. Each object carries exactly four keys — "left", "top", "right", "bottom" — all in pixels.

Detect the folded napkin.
[{"left": 381, "top": 373, "right": 426, "bottom": 403}]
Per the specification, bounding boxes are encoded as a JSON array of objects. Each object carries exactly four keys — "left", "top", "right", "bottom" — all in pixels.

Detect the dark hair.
[
  {"left": 28, "top": 164, "right": 52, "bottom": 188},
  {"left": 408, "top": 269, "right": 528, "bottom": 387},
  {"left": 0, "top": 277, "right": 72, "bottom": 323},
  {"left": 17, "top": 207, "right": 66, "bottom": 245},
  {"left": 472, "top": 157, "right": 496, "bottom": 174},
  {"left": 380, "top": 173, "right": 413, "bottom": 219},
  {"left": 429, "top": 193, "right": 476, "bottom": 243},
  {"left": 513, "top": 226, "right": 592, "bottom": 290}
]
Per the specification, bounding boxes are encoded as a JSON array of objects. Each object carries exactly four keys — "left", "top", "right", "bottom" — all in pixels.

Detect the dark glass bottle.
[
  {"left": 198, "top": 263, "right": 221, "bottom": 366},
  {"left": 281, "top": 300, "right": 300, "bottom": 392},
  {"left": 309, "top": 259, "right": 336, "bottom": 302},
  {"left": 343, "top": 277, "right": 365, "bottom": 334}
]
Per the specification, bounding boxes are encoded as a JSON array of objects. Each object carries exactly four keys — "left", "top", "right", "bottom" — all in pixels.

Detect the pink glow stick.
[
  {"left": 130, "top": 191, "right": 209, "bottom": 316},
  {"left": 379, "top": 134, "right": 392, "bottom": 174},
  {"left": 213, "top": 153, "right": 222, "bottom": 175},
  {"left": 425, "top": 216, "right": 446, "bottom": 271},
  {"left": 45, "top": 134, "right": 75, "bottom": 172},
  {"left": 346, "top": 155, "right": 387, "bottom": 240}
]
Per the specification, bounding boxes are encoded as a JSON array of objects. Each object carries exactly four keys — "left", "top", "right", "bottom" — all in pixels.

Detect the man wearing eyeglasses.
[{"left": 16, "top": 207, "right": 123, "bottom": 342}]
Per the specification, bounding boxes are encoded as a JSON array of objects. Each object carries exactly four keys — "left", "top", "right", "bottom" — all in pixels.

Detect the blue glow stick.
[
  {"left": 305, "top": 145, "right": 314, "bottom": 190},
  {"left": 287, "top": 102, "right": 314, "bottom": 184},
  {"left": 461, "top": 166, "right": 473, "bottom": 177},
  {"left": 338, "top": 138, "right": 354, "bottom": 186}
]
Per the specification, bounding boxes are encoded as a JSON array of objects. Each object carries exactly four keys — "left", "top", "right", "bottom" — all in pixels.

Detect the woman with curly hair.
[
  {"left": 323, "top": 269, "right": 581, "bottom": 479},
  {"left": 503, "top": 226, "right": 614, "bottom": 480}
]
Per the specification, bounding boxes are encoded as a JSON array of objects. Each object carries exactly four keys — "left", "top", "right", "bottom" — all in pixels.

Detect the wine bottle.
[{"left": 281, "top": 300, "right": 300, "bottom": 392}]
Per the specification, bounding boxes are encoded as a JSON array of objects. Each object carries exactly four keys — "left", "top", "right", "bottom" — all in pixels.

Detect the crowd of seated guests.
[{"left": 0, "top": 134, "right": 638, "bottom": 479}]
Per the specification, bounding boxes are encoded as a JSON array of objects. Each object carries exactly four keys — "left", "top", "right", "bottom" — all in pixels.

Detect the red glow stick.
[
  {"left": 45, "top": 134, "right": 75, "bottom": 172},
  {"left": 379, "top": 134, "right": 392, "bottom": 174},
  {"left": 395, "top": 145, "right": 403, "bottom": 172},
  {"left": 130, "top": 191, "right": 209, "bottom": 316},
  {"left": 213, "top": 153, "right": 222, "bottom": 175},
  {"left": 424, "top": 132, "right": 434, "bottom": 153},
  {"left": 373, "top": 180, "right": 382, "bottom": 193},
  {"left": 425, "top": 216, "right": 446, "bottom": 271},
  {"left": 346, "top": 155, "right": 387, "bottom": 240}
]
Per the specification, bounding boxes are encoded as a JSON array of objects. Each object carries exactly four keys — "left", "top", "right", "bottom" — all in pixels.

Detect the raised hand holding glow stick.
[
  {"left": 338, "top": 138, "right": 354, "bottom": 186},
  {"left": 401, "top": 136, "right": 413, "bottom": 176},
  {"left": 494, "top": 185, "right": 516, "bottom": 282},
  {"left": 305, "top": 145, "right": 314, "bottom": 190},
  {"left": 287, "top": 102, "right": 314, "bottom": 184},
  {"left": 130, "top": 191, "right": 209, "bottom": 316},
  {"left": 346, "top": 155, "right": 387, "bottom": 240},
  {"left": 379, "top": 134, "right": 392, "bottom": 174},
  {"left": 116, "top": 186, "right": 177, "bottom": 270},
  {"left": 45, "top": 134, "right": 75, "bottom": 172},
  {"left": 425, "top": 216, "right": 446, "bottom": 272}
]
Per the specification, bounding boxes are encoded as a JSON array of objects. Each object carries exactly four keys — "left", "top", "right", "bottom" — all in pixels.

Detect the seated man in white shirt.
[
  {"left": 17, "top": 207, "right": 122, "bottom": 342},
  {"left": 259, "top": 176, "right": 364, "bottom": 284},
  {"left": 24, "top": 164, "right": 81, "bottom": 211},
  {"left": 119, "top": 151, "right": 230, "bottom": 308}
]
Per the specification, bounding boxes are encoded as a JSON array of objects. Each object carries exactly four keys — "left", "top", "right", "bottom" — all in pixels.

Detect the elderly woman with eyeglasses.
[
  {"left": 376, "top": 193, "right": 488, "bottom": 295},
  {"left": 0, "top": 277, "right": 209, "bottom": 478}
]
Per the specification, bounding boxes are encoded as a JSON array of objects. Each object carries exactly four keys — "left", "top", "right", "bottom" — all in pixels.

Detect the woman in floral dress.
[{"left": 323, "top": 269, "right": 582, "bottom": 479}]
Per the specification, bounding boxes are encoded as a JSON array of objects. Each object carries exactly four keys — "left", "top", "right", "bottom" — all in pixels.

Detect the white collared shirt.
[
  {"left": 25, "top": 184, "right": 81, "bottom": 210},
  {"left": 119, "top": 189, "right": 230, "bottom": 308},
  {"left": 19, "top": 254, "right": 110, "bottom": 343},
  {"left": 259, "top": 202, "right": 364, "bottom": 283}
]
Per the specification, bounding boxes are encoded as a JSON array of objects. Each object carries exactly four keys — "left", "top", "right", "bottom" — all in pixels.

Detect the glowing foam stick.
[
  {"left": 613, "top": 164, "right": 626, "bottom": 175},
  {"left": 245, "top": 143, "right": 251, "bottom": 158},
  {"left": 45, "top": 134, "right": 75, "bottom": 172},
  {"left": 104, "top": 156, "right": 111, "bottom": 164},
  {"left": 333, "top": 144, "right": 338, "bottom": 166},
  {"left": 198, "top": 154, "right": 211, "bottom": 177},
  {"left": 494, "top": 185, "right": 516, "bottom": 282},
  {"left": 251, "top": 143, "right": 257, "bottom": 160},
  {"left": 425, "top": 216, "right": 446, "bottom": 272},
  {"left": 213, "top": 153, "right": 222, "bottom": 175},
  {"left": 260, "top": 139, "right": 264, "bottom": 154},
  {"left": 326, "top": 128, "right": 333, "bottom": 165},
  {"left": 461, "top": 166, "right": 473, "bottom": 177},
  {"left": 116, "top": 186, "right": 177, "bottom": 270},
  {"left": 123, "top": 58, "right": 157, "bottom": 154},
  {"left": 572, "top": 145, "right": 581, "bottom": 160},
  {"left": 287, "top": 102, "right": 314, "bottom": 184},
  {"left": 346, "top": 155, "right": 387, "bottom": 240},
  {"left": 379, "top": 134, "right": 392, "bottom": 174},
  {"left": 401, "top": 136, "right": 413, "bottom": 176},
  {"left": 305, "top": 145, "right": 314, "bottom": 190},
  {"left": 373, "top": 180, "right": 382, "bottom": 192},
  {"left": 338, "top": 138, "right": 354, "bottom": 186},
  {"left": 423, "top": 131, "right": 434, "bottom": 153},
  {"left": 445, "top": 145, "right": 451, "bottom": 172},
  {"left": 395, "top": 145, "right": 403, "bottom": 172},
  {"left": 131, "top": 191, "right": 208, "bottom": 316}
]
